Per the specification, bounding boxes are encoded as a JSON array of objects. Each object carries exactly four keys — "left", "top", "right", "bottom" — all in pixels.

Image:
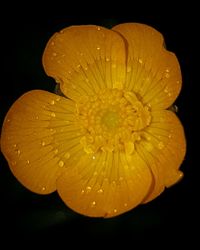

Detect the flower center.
[
  {"left": 101, "top": 110, "right": 119, "bottom": 129},
  {"left": 77, "top": 89, "right": 151, "bottom": 154}
]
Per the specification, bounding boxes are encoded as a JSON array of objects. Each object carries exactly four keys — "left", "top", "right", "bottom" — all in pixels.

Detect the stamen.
[{"left": 76, "top": 89, "right": 151, "bottom": 154}]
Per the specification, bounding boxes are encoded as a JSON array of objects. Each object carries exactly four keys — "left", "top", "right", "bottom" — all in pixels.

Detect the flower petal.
[
  {"left": 57, "top": 150, "right": 152, "bottom": 218},
  {"left": 136, "top": 110, "right": 186, "bottom": 203},
  {"left": 113, "top": 23, "right": 182, "bottom": 110},
  {"left": 43, "top": 25, "right": 126, "bottom": 101},
  {"left": 1, "top": 90, "right": 84, "bottom": 194}
]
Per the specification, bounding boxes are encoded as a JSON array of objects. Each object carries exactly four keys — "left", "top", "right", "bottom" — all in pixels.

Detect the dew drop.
[
  {"left": 113, "top": 208, "right": 117, "bottom": 213},
  {"left": 158, "top": 141, "right": 164, "bottom": 149},
  {"left": 64, "top": 152, "right": 70, "bottom": 159},
  {"left": 86, "top": 186, "right": 92, "bottom": 193},
  {"left": 56, "top": 97, "right": 61, "bottom": 102},
  {"left": 106, "top": 58, "right": 110, "bottom": 62},
  {"left": 11, "top": 161, "right": 17, "bottom": 166},
  {"left": 51, "top": 41, "right": 55, "bottom": 46},
  {"left": 54, "top": 149, "right": 58, "bottom": 154},
  {"left": 96, "top": 46, "right": 100, "bottom": 50},
  {"left": 58, "top": 160, "right": 64, "bottom": 167},
  {"left": 26, "top": 160, "right": 30, "bottom": 164},
  {"left": 53, "top": 52, "right": 57, "bottom": 57},
  {"left": 51, "top": 112, "right": 56, "bottom": 117},
  {"left": 165, "top": 73, "right": 170, "bottom": 78},
  {"left": 127, "top": 66, "right": 131, "bottom": 73},
  {"left": 93, "top": 171, "right": 98, "bottom": 176},
  {"left": 91, "top": 201, "right": 96, "bottom": 207},
  {"left": 42, "top": 187, "right": 46, "bottom": 191},
  {"left": 92, "top": 155, "right": 96, "bottom": 160},
  {"left": 138, "top": 58, "right": 143, "bottom": 64},
  {"left": 35, "top": 116, "right": 39, "bottom": 120},
  {"left": 81, "top": 189, "right": 85, "bottom": 194},
  {"left": 97, "top": 189, "right": 103, "bottom": 194},
  {"left": 17, "top": 149, "right": 21, "bottom": 155},
  {"left": 7, "top": 119, "right": 10, "bottom": 122},
  {"left": 97, "top": 27, "right": 101, "bottom": 31},
  {"left": 50, "top": 100, "right": 55, "bottom": 105},
  {"left": 124, "top": 203, "right": 128, "bottom": 207},
  {"left": 13, "top": 144, "right": 17, "bottom": 148},
  {"left": 41, "top": 141, "right": 45, "bottom": 146}
]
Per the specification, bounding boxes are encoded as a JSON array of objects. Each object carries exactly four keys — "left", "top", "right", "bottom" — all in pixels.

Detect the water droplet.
[
  {"left": 138, "top": 58, "right": 143, "bottom": 64},
  {"left": 26, "top": 160, "right": 30, "bottom": 164},
  {"left": 119, "top": 177, "right": 124, "bottom": 181},
  {"left": 97, "top": 27, "right": 101, "bottom": 31},
  {"left": 17, "top": 149, "right": 21, "bottom": 155},
  {"left": 124, "top": 203, "right": 128, "bottom": 207},
  {"left": 11, "top": 161, "right": 17, "bottom": 166},
  {"left": 97, "top": 189, "right": 103, "bottom": 194},
  {"left": 86, "top": 186, "right": 91, "bottom": 193},
  {"left": 53, "top": 52, "right": 57, "bottom": 57},
  {"left": 81, "top": 189, "right": 85, "bottom": 194},
  {"left": 106, "top": 58, "right": 110, "bottom": 62},
  {"left": 164, "top": 87, "right": 169, "bottom": 93},
  {"left": 35, "top": 116, "right": 39, "bottom": 120},
  {"left": 7, "top": 119, "right": 10, "bottom": 122},
  {"left": 51, "top": 112, "right": 56, "bottom": 117},
  {"left": 93, "top": 171, "right": 98, "bottom": 176},
  {"left": 84, "top": 67, "right": 88, "bottom": 71},
  {"left": 113, "top": 208, "right": 117, "bottom": 213},
  {"left": 165, "top": 73, "right": 170, "bottom": 78},
  {"left": 127, "top": 66, "right": 131, "bottom": 73},
  {"left": 64, "top": 152, "right": 70, "bottom": 159},
  {"left": 58, "top": 160, "right": 64, "bottom": 167},
  {"left": 91, "top": 201, "right": 96, "bottom": 207},
  {"left": 51, "top": 41, "right": 55, "bottom": 46},
  {"left": 54, "top": 149, "right": 58, "bottom": 154},
  {"left": 168, "top": 134, "right": 172, "bottom": 138},
  {"left": 96, "top": 46, "right": 100, "bottom": 50},
  {"left": 77, "top": 64, "right": 81, "bottom": 69},
  {"left": 158, "top": 141, "right": 164, "bottom": 149},
  {"left": 13, "top": 144, "right": 17, "bottom": 148},
  {"left": 50, "top": 100, "right": 55, "bottom": 105},
  {"left": 92, "top": 155, "right": 96, "bottom": 160},
  {"left": 42, "top": 187, "right": 46, "bottom": 191},
  {"left": 165, "top": 68, "right": 170, "bottom": 73},
  {"left": 56, "top": 97, "right": 61, "bottom": 102},
  {"left": 41, "top": 141, "right": 45, "bottom": 146}
]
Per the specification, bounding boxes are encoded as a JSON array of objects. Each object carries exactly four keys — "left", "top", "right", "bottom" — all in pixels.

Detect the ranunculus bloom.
[{"left": 1, "top": 23, "right": 186, "bottom": 217}]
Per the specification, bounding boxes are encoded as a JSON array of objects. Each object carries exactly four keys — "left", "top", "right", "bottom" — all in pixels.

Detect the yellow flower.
[{"left": 0, "top": 23, "right": 186, "bottom": 218}]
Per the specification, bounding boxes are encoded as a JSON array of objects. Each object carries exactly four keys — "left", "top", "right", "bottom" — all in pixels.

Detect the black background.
[{"left": 0, "top": 1, "right": 197, "bottom": 247}]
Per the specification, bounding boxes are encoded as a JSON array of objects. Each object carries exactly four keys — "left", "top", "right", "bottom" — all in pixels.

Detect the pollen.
[{"left": 77, "top": 89, "right": 151, "bottom": 154}]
